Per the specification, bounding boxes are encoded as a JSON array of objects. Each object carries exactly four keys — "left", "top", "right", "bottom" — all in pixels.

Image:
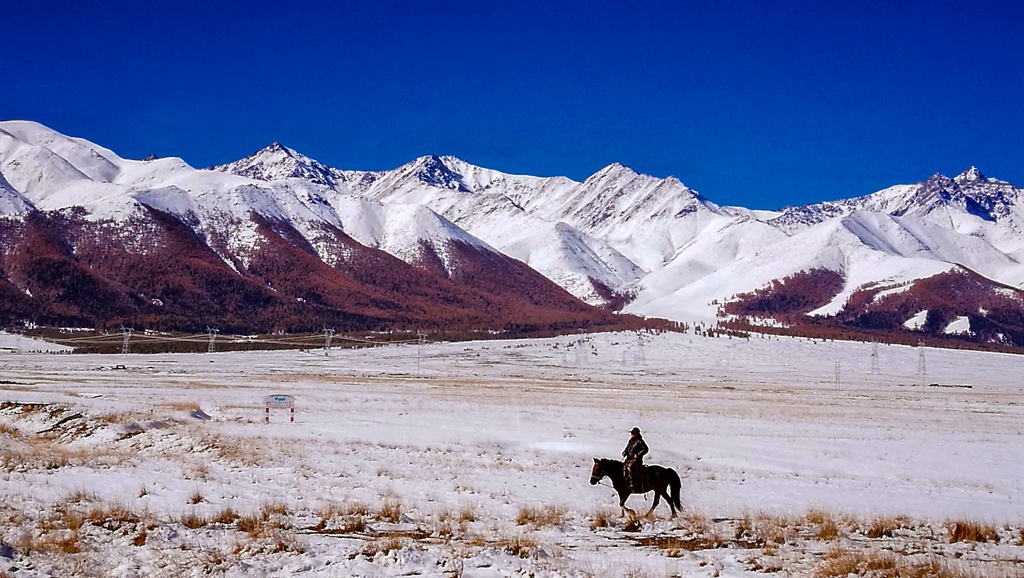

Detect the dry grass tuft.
[
  {"left": 817, "top": 547, "right": 984, "bottom": 578},
  {"left": 947, "top": 519, "right": 999, "bottom": 543},
  {"left": 181, "top": 512, "right": 209, "bottom": 529},
  {"left": 865, "top": 515, "right": 910, "bottom": 538},
  {"left": 235, "top": 502, "right": 291, "bottom": 538},
  {"left": 805, "top": 509, "right": 829, "bottom": 525},
  {"left": 188, "top": 489, "right": 205, "bottom": 504},
  {"left": 516, "top": 505, "right": 566, "bottom": 528},
  {"left": 211, "top": 506, "right": 239, "bottom": 525},
  {"left": 751, "top": 512, "right": 795, "bottom": 546},
  {"left": 85, "top": 503, "right": 141, "bottom": 530},
  {"left": 0, "top": 422, "right": 23, "bottom": 438},
  {"left": 496, "top": 533, "right": 539, "bottom": 558},
  {"left": 590, "top": 508, "right": 615, "bottom": 531},
  {"left": 679, "top": 511, "right": 709, "bottom": 535},
  {"left": 361, "top": 536, "right": 405, "bottom": 557},
  {"left": 65, "top": 489, "right": 99, "bottom": 504},
  {"left": 377, "top": 498, "right": 402, "bottom": 523}
]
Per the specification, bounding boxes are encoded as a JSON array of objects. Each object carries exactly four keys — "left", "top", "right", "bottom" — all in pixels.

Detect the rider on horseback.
[{"left": 622, "top": 427, "right": 649, "bottom": 492}]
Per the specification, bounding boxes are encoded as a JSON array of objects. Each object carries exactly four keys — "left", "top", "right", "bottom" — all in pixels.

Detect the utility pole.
[
  {"left": 207, "top": 327, "right": 219, "bottom": 353},
  {"left": 835, "top": 361, "right": 841, "bottom": 391},
  {"left": 121, "top": 327, "right": 133, "bottom": 355}
]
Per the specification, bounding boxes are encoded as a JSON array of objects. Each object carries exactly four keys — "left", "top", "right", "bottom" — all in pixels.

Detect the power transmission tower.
[
  {"left": 323, "top": 328, "right": 335, "bottom": 356},
  {"left": 870, "top": 340, "right": 881, "bottom": 374},
  {"left": 207, "top": 327, "right": 219, "bottom": 353},
  {"left": 575, "top": 329, "right": 586, "bottom": 367},
  {"left": 917, "top": 339, "right": 927, "bottom": 386},
  {"left": 121, "top": 327, "right": 133, "bottom": 355},
  {"left": 416, "top": 331, "right": 427, "bottom": 375},
  {"left": 635, "top": 330, "right": 648, "bottom": 366}
]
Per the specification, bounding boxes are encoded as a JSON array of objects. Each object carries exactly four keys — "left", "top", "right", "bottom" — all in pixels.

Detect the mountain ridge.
[{"left": 5, "top": 119, "right": 1024, "bottom": 348}]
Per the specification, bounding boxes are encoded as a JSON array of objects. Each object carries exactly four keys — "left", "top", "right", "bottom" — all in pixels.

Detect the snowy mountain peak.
[
  {"left": 410, "top": 155, "right": 469, "bottom": 192},
  {"left": 210, "top": 142, "right": 344, "bottom": 188},
  {"left": 954, "top": 166, "right": 987, "bottom": 185}
]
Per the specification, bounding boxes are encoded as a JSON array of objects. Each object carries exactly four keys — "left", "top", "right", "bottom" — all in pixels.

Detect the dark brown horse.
[{"left": 590, "top": 457, "right": 682, "bottom": 518}]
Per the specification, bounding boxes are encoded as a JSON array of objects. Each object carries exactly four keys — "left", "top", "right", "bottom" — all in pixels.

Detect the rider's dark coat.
[{"left": 623, "top": 435, "right": 649, "bottom": 462}]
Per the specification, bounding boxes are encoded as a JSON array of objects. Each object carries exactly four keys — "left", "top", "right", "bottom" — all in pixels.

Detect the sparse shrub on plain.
[{"left": 188, "top": 490, "right": 205, "bottom": 504}]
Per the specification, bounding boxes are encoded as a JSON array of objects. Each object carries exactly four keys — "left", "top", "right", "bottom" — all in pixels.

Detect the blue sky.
[{"left": 4, "top": 1, "right": 1022, "bottom": 209}]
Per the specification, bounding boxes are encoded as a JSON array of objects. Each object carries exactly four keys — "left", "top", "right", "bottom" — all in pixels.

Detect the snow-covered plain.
[{"left": 1, "top": 330, "right": 1023, "bottom": 576}]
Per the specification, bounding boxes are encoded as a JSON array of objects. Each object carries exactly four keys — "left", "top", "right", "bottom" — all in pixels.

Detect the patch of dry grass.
[
  {"left": 496, "top": 533, "right": 539, "bottom": 558},
  {"left": 180, "top": 511, "right": 209, "bottom": 529},
  {"left": 163, "top": 402, "right": 201, "bottom": 412},
  {"left": 589, "top": 507, "right": 615, "bottom": 530},
  {"left": 0, "top": 422, "right": 23, "bottom": 438},
  {"left": 85, "top": 503, "right": 142, "bottom": 530},
  {"left": 946, "top": 519, "right": 999, "bottom": 543},
  {"left": 235, "top": 502, "right": 291, "bottom": 538},
  {"left": 377, "top": 498, "right": 402, "bottom": 523},
  {"left": 752, "top": 512, "right": 796, "bottom": 546},
  {"left": 805, "top": 510, "right": 840, "bottom": 541},
  {"left": 816, "top": 547, "right": 985, "bottom": 578},
  {"left": 516, "top": 505, "right": 565, "bottom": 528},
  {"left": 361, "top": 536, "right": 405, "bottom": 557},
  {"left": 865, "top": 515, "right": 911, "bottom": 538},
  {"left": 678, "top": 511, "right": 709, "bottom": 535},
  {"left": 211, "top": 506, "right": 239, "bottom": 525}
]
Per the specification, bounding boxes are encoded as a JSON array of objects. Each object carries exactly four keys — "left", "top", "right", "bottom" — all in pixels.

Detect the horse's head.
[{"left": 590, "top": 457, "right": 603, "bottom": 485}]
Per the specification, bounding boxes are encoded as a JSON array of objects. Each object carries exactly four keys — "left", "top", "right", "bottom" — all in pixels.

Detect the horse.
[{"left": 590, "top": 457, "right": 682, "bottom": 518}]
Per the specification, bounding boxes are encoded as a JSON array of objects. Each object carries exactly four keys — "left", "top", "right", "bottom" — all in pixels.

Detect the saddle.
[{"left": 625, "top": 463, "right": 649, "bottom": 493}]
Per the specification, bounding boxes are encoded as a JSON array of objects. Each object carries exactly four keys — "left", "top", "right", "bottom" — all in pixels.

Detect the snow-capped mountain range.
[{"left": 3, "top": 120, "right": 1024, "bottom": 342}]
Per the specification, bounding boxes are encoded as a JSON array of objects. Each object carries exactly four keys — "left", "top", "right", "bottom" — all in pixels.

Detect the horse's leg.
[
  {"left": 619, "top": 491, "right": 635, "bottom": 518},
  {"left": 645, "top": 490, "right": 661, "bottom": 519}
]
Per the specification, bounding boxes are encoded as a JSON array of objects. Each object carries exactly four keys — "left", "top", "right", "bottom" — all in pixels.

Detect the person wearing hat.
[{"left": 622, "top": 426, "right": 649, "bottom": 492}]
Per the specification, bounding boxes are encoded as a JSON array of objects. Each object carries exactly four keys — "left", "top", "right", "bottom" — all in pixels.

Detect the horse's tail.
[{"left": 670, "top": 468, "right": 683, "bottom": 511}]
